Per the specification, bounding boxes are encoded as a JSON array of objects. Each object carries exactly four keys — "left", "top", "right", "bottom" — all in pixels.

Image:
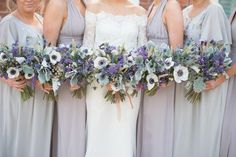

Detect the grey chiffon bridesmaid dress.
[
  {"left": 0, "top": 14, "right": 54, "bottom": 157},
  {"left": 51, "top": 0, "right": 86, "bottom": 157},
  {"left": 174, "top": 3, "right": 231, "bottom": 157},
  {"left": 137, "top": 1, "right": 175, "bottom": 157},
  {"left": 220, "top": 8, "right": 236, "bottom": 157}
]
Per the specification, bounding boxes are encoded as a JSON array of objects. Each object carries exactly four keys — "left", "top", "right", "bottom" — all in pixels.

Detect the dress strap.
[
  {"left": 230, "top": 8, "right": 236, "bottom": 23},
  {"left": 147, "top": 3, "right": 155, "bottom": 18},
  {"left": 159, "top": 0, "right": 168, "bottom": 14},
  {"left": 34, "top": 14, "right": 43, "bottom": 25}
]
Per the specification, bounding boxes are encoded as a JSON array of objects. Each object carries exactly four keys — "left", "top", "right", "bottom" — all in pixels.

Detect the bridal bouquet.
[
  {"left": 91, "top": 43, "right": 140, "bottom": 104},
  {"left": 0, "top": 42, "right": 40, "bottom": 101},
  {"left": 183, "top": 40, "right": 232, "bottom": 105},
  {"left": 36, "top": 45, "right": 65, "bottom": 101},
  {"left": 140, "top": 41, "right": 175, "bottom": 96},
  {"left": 62, "top": 43, "right": 94, "bottom": 98}
]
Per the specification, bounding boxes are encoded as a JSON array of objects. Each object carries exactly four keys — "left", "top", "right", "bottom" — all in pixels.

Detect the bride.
[{"left": 83, "top": 0, "right": 147, "bottom": 157}]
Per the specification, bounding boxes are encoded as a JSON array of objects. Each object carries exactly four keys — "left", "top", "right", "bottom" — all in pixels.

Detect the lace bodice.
[{"left": 83, "top": 11, "right": 147, "bottom": 51}]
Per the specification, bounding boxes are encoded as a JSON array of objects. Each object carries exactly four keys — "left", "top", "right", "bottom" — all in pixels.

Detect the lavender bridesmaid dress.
[
  {"left": 0, "top": 14, "right": 54, "bottom": 157},
  {"left": 174, "top": 3, "right": 231, "bottom": 157},
  {"left": 52, "top": 0, "right": 86, "bottom": 157},
  {"left": 137, "top": 1, "right": 175, "bottom": 157},
  {"left": 220, "top": 8, "right": 236, "bottom": 157}
]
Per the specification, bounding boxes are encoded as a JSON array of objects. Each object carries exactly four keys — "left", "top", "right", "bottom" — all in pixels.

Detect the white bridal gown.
[{"left": 83, "top": 11, "right": 147, "bottom": 157}]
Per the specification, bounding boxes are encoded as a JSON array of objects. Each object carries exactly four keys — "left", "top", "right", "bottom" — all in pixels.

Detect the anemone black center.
[
  {"left": 149, "top": 78, "right": 155, "bottom": 84},
  {"left": 177, "top": 70, "right": 184, "bottom": 77},
  {"left": 10, "top": 69, "right": 16, "bottom": 75},
  {"left": 52, "top": 55, "right": 57, "bottom": 60}
]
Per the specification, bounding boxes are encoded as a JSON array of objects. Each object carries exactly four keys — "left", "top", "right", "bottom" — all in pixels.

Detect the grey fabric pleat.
[
  {"left": 137, "top": 1, "right": 175, "bottom": 157},
  {"left": 51, "top": 0, "right": 86, "bottom": 157},
  {"left": 220, "top": 9, "right": 236, "bottom": 157},
  {"left": 0, "top": 14, "right": 54, "bottom": 157},
  {"left": 174, "top": 3, "right": 231, "bottom": 157},
  {"left": 58, "top": 0, "right": 85, "bottom": 45}
]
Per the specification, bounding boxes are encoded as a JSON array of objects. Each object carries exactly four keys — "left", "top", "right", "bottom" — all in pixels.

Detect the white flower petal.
[
  {"left": 147, "top": 82, "right": 155, "bottom": 91},
  {"left": 15, "top": 57, "right": 26, "bottom": 64},
  {"left": 7, "top": 67, "right": 20, "bottom": 79},
  {"left": 0, "top": 53, "right": 7, "bottom": 62},
  {"left": 94, "top": 57, "right": 108, "bottom": 69},
  {"left": 49, "top": 50, "right": 62, "bottom": 65},
  {"left": 146, "top": 73, "right": 158, "bottom": 90},
  {"left": 174, "top": 74, "right": 182, "bottom": 83},
  {"left": 24, "top": 73, "right": 35, "bottom": 79}
]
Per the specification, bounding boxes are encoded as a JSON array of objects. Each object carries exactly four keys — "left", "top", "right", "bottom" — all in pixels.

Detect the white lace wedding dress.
[{"left": 83, "top": 11, "right": 147, "bottom": 157}]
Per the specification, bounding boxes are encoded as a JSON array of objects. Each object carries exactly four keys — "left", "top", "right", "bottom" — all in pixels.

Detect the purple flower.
[
  {"left": 34, "top": 64, "right": 41, "bottom": 70},
  {"left": 11, "top": 42, "right": 20, "bottom": 57},
  {"left": 136, "top": 46, "right": 148, "bottom": 59},
  {"left": 108, "top": 64, "right": 120, "bottom": 75}
]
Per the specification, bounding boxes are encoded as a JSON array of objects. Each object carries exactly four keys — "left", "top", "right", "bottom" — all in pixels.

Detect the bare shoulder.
[
  {"left": 165, "top": 0, "right": 181, "bottom": 11},
  {"left": 86, "top": 1, "right": 103, "bottom": 14},
  {"left": 47, "top": 0, "right": 66, "bottom": 11},
  {"left": 128, "top": 4, "right": 147, "bottom": 16}
]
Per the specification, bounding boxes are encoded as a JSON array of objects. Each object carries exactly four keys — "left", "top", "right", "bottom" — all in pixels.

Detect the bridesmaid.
[
  {"left": 220, "top": 7, "right": 236, "bottom": 157},
  {"left": 137, "top": 0, "right": 183, "bottom": 157},
  {"left": 43, "top": 0, "right": 86, "bottom": 156},
  {"left": 0, "top": 0, "right": 54, "bottom": 157},
  {"left": 174, "top": 1, "right": 231, "bottom": 157}
]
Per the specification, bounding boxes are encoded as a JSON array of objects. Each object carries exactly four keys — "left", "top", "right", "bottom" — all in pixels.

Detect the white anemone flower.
[
  {"left": 146, "top": 73, "right": 159, "bottom": 90},
  {"left": 24, "top": 73, "right": 35, "bottom": 79},
  {"left": 0, "top": 52, "right": 8, "bottom": 62},
  {"left": 81, "top": 47, "right": 94, "bottom": 56},
  {"left": 164, "top": 57, "right": 174, "bottom": 70},
  {"left": 94, "top": 57, "right": 109, "bottom": 69},
  {"left": 7, "top": 67, "right": 20, "bottom": 79},
  {"left": 174, "top": 65, "right": 189, "bottom": 83},
  {"left": 49, "top": 50, "right": 62, "bottom": 65}
]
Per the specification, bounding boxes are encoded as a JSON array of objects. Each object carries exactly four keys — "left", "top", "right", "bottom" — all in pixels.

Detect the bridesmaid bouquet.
[
  {"left": 0, "top": 42, "right": 39, "bottom": 101},
  {"left": 91, "top": 43, "right": 140, "bottom": 104},
  {"left": 184, "top": 40, "right": 232, "bottom": 105},
  {"left": 140, "top": 41, "right": 174, "bottom": 96},
  {"left": 36, "top": 45, "right": 65, "bottom": 101},
  {"left": 62, "top": 43, "right": 94, "bottom": 99},
  {"left": 172, "top": 41, "right": 202, "bottom": 104}
]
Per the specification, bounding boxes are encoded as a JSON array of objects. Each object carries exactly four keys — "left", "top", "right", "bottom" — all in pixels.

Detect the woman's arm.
[
  {"left": 164, "top": 0, "right": 184, "bottom": 49},
  {"left": 43, "top": 0, "right": 66, "bottom": 45}
]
